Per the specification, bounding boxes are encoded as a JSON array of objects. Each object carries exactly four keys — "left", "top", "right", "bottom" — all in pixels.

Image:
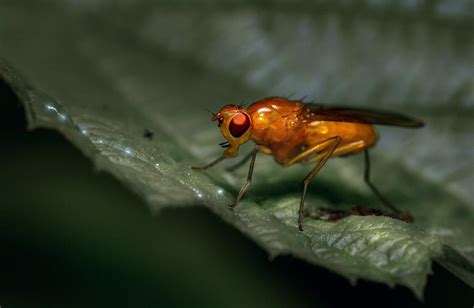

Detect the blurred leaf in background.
[{"left": 0, "top": 0, "right": 473, "bottom": 306}]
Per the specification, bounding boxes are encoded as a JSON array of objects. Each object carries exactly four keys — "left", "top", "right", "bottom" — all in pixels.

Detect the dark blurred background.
[{"left": 1, "top": 77, "right": 473, "bottom": 306}]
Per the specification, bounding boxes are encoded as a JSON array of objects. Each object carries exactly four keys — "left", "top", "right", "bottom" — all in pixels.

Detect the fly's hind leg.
[
  {"left": 363, "top": 150, "right": 413, "bottom": 223},
  {"left": 289, "top": 136, "right": 342, "bottom": 231}
]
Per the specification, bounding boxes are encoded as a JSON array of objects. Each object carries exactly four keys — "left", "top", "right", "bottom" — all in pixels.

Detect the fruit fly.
[{"left": 192, "top": 97, "right": 424, "bottom": 231}]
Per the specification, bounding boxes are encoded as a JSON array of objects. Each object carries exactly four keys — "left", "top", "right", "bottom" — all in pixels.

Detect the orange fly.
[{"left": 192, "top": 97, "right": 424, "bottom": 231}]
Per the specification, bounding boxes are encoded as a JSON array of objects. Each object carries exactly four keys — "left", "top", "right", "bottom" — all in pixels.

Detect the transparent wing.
[{"left": 304, "top": 104, "right": 424, "bottom": 128}]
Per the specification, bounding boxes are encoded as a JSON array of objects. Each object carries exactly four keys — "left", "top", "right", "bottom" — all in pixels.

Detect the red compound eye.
[{"left": 229, "top": 113, "right": 250, "bottom": 138}]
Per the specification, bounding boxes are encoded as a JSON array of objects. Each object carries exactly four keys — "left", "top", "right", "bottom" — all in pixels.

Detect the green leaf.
[{"left": 1, "top": 1, "right": 473, "bottom": 298}]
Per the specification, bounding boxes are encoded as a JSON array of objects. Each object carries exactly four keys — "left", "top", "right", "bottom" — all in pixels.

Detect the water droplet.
[
  {"left": 217, "top": 188, "right": 224, "bottom": 195},
  {"left": 124, "top": 147, "right": 133, "bottom": 156},
  {"left": 46, "top": 104, "right": 58, "bottom": 112}
]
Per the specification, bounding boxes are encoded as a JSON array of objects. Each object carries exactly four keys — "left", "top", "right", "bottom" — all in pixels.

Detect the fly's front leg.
[
  {"left": 295, "top": 136, "right": 341, "bottom": 231},
  {"left": 225, "top": 150, "right": 253, "bottom": 172},
  {"left": 229, "top": 145, "right": 259, "bottom": 209},
  {"left": 191, "top": 156, "right": 226, "bottom": 171}
]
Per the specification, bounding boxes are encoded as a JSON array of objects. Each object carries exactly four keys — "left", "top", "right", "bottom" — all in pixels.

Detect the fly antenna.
[
  {"left": 219, "top": 140, "right": 230, "bottom": 148},
  {"left": 202, "top": 107, "right": 216, "bottom": 117}
]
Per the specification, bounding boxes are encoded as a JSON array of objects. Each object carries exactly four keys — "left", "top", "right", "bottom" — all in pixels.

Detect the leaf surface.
[{"left": 1, "top": 1, "right": 473, "bottom": 297}]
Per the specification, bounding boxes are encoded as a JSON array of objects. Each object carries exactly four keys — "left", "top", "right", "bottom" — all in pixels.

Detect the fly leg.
[
  {"left": 296, "top": 136, "right": 341, "bottom": 231},
  {"left": 229, "top": 145, "right": 259, "bottom": 209},
  {"left": 191, "top": 156, "right": 226, "bottom": 171},
  {"left": 363, "top": 150, "right": 413, "bottom": 223},
  {"left": 225, "top": 150, "right": 253, "bottom": 172}
]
